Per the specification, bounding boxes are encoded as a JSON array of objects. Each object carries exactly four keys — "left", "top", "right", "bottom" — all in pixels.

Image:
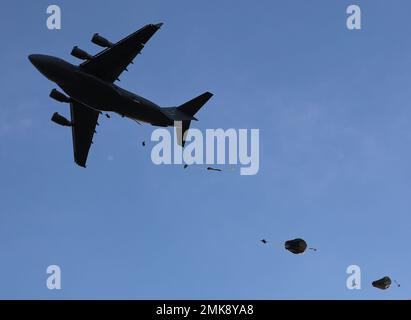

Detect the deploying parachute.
[
  {"left": 372, "top": 276, "right": 400, "bottom": 290},
  {"left": 259, "top": 237, "right": 316, "bottom": 254},
  {"left": 284, "top": 238, "right": 317, "bottom": 255},
  {"left": 285, "top": 238, "right": 307, "bottom": 254},
  {"left": 372, "top": 276, "right": 392, "bottom": 290}
]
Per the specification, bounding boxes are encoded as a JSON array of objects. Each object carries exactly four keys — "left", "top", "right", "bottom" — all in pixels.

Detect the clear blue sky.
[{"left": 0, "top": 0, "right": 410, "bottom": 299}]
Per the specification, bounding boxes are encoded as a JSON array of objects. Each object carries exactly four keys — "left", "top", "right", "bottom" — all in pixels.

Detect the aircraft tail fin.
[
  {"left": 170, "top": 92, "right": 213, "bottom": 147},
  {"left": 175, "top": 120, "right": 192, "bottom": 148}
]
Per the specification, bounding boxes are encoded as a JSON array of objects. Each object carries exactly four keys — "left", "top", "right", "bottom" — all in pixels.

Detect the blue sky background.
[{"left": 0, "top": 0, "right": 410, "bottom": 299}]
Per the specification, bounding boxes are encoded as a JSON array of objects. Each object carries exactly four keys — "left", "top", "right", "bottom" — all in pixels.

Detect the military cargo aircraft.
[{"left": 28, "top": 23, "right": 213, "bottom": 167}]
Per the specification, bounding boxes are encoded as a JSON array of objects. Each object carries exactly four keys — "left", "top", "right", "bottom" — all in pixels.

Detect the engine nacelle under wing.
[
  {"left": 51, "top": 112, "right": 72, "bottom": 127},
  {"left": 71, "top": 46, "right": 93, "bottom": 60},
  {"left": 91, "top": 33, "right": 113, "bottom": 48}
]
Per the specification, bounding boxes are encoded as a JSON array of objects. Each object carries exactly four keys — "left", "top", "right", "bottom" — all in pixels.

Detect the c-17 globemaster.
[{"left": 28, "top": 23, "right": 213, "bottom": 167}]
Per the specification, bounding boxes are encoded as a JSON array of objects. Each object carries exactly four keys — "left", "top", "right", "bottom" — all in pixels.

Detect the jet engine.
[
  {"left": 50, "top": 89, "right": 70, "bottom": 103},
  {"left": 51, "top": 112, "right": 72, "bottom": 127},
  {"left": 91, "top": 33, "right": 113, "bottom": 48},
  {"left": 71, "top": 46, "right": 93, "bottom": 60}
]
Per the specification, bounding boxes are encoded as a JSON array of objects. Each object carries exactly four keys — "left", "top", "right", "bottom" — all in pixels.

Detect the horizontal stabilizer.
[
  {"left": 177, "top": 92, "right": 213, "bottom": 117},
  {"left": 163, "top": 92, "right": 213, "bottom": 147}
]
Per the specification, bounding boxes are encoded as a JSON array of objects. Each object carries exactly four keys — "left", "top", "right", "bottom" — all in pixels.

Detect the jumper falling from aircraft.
[{"left": 28, "top": 23, "right": 213, "bottom": 167}]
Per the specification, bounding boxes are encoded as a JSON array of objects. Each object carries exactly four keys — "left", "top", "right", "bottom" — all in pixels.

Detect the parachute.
[
  {"left": 372, "top": 276, "right": 400, "bottom": 290},
  {"left": 372, "top": 276, "right": 392, "bottom": 290},
  {"left": 284, "top": 238, "right": 308, "bottom": 254},
  {"left": 284, "top": 238, "right": 317, "bottom": 254}
]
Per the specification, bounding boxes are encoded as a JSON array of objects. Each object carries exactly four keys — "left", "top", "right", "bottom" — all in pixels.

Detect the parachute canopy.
[
  {"left": 372, "top": 276, "right": 392, "bottom": 290},
  {"left": 285, "top": 238, "right": 307, "bottom": 254}
]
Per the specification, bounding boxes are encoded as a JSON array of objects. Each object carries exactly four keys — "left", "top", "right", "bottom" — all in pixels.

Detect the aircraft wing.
[
  {"left": 70, "top": 101, "right": 99, "bottom": 167},
  {"left": 80, "top": 23, "right": 163, "bottom": 83}
]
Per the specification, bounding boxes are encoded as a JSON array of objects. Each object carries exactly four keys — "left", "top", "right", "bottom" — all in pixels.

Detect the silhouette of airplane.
[{"left": 28, "top": 23, "right": 213, "bottom": 167}]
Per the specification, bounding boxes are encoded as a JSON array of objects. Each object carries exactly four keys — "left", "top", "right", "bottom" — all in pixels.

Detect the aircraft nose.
[
  {"left": 28, "top": 54, "right": 45, "bottom": 68},
  {"left": 28, "top": 54, "right": 57, "bottom": 79}
]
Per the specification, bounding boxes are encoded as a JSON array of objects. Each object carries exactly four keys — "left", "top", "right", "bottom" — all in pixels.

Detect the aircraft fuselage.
[{"left": 28, "top": 54, "right": 172, "bottom": 126}]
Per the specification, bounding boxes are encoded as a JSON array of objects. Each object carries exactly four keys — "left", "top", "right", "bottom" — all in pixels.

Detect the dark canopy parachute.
[
  {"left": 372, "top": 276, "right": 392, "bottom": 290},
  {"left": 372, "top": 276, "right": 400, "bottom": 290},
  {"left": 284, "top": 238, "right": 317, "bottom": 254},
  {"left": 285, "top": 238, "right": 307, "bottom": 254}
]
